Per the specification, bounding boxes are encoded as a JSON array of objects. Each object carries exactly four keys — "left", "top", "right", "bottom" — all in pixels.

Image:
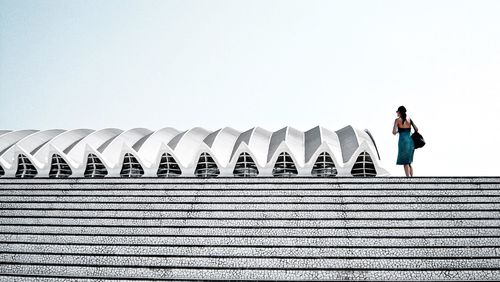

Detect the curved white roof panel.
[{"left": 0, "top": 126, "right": 388, "bottom": 177}]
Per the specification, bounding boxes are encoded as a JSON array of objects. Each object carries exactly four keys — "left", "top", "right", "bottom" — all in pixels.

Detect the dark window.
[
  {"left": 84, "top": 154, "right": 108, "bottom": 178},
  {"left": 272, "top": 152, "right": 298, "bottom": 177},
  {"left": 233, "top": 152, "right": 259, "bottom": 177},
  {"left": 49, "top": 154, "right": 72, "bottom": 178},
  {"left": 195, "top": 152, "right": 220, "bottom": 178},
  {"left": 351, "top": 151, "right": 377, "bottom": 177},
  {"left": 15, "top": 154, "right": 37, "bottom": 178},
  {"left": 157, "top": 153, "right": 182, "bottom": 177},
  {"left": 120, "top": 153, "right": 144, "bottom": 178},
  {"left": 311, "top": 152, "right": 337, "bottom": 177}
]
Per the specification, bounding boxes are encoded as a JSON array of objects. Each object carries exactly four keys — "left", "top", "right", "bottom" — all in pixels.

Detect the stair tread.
[
  {"left": 2, "top": 265, "right": 500, "bottom": 281},
  {"left": 1, "top": 218, "right": 500, "bottom": 228},
  {"left": 1, "top": 210, "right": 497, "bottom": 218},
  {"left": 1, "top": 244, "right": 499, "bottom": 257}
]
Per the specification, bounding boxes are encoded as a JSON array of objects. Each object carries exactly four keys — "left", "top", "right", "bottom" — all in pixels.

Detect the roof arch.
[
  {"left": 267, "top": 126, "right": 304, "bottom": 166},
  {"left": 265, "top": 141, "right": 304, "bottom": 176},
  {"left": 168, "top": 127, "right": 211, "bottom": 168},
  {"left": 137, "top": 127, "right": 181, "bottom": 163},
  {"left": 335, "top": 125, "right": 360, "bottom": 163},
  {"left": 0, "top": 130, "right": 63, "bottom": 168},
  {"left": 227, "top": 141, "right": 261, "bottom": 173},
  {"left": 100, "top": 128, "right": 153, "bottom": 167},
  {"left": 33, "top": 129, "right": 94, "bottom": 165},
  {"left": 231, "top": 127, "right": 272, "bottom": 167},
  {"left": 203, "top": 127, "right": 241, "bottom": 167},
  {"left": 66, "top": 128, "right": 123, "bottom": 165},
  {"left": 0, "top": 130, "right": 39, "bottom": 161},
  {"left": 305, "top": 142, "right": 343, "bottom": 177}
]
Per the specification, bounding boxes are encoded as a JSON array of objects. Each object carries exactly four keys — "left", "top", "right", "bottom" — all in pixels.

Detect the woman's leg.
[
  {"left": 403, "top": 165, "right": 410, "bottom": 177},
  {"left": 409, "top": 164, "right": 413, "bottom": 177}
]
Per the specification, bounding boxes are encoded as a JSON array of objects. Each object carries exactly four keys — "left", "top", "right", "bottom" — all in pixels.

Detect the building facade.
[{"left": 0, "top": 126, "right": 388, "bottom": 178}]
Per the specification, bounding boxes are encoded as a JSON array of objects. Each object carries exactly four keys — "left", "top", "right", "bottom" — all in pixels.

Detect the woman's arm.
[{"left": 392, "top": 119, "right": 398, "bottom": 135}]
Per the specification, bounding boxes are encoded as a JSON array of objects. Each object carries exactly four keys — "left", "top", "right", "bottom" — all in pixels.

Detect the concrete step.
[
  {"left": 2, "top": 217, "right": 500, "bottom": 228},
  {"left": 1, "top": 176, "right": 498, "bottom": 184},
  {"left": 2, "top": 225, "right": 500, "bottom": 237},
  {"left": 1, "top": 209, "right": 498, "bottom": 219},
  {"left": 2, "top": 266, "right": 500, "bottom": 281},
  {"left": 2, "top": 234, "right": 500, "bottom": 247},
  {"left": 2, "top": 243, "right": 499, "bottom": 258},
  {"left": 3, "top": 253, "right": 500, "bottom": 269},
  {"left": 3, "top": 195, "right": 500, "bottom": 203},
  {"left": 1, "top": 182, "right": 500, "bottom": 190},
  {"left": 2, "top": 188, "right": 500, "bottom": 196},
  {"left": 2, "top": 202, "right": 500, "bottom": 210}
]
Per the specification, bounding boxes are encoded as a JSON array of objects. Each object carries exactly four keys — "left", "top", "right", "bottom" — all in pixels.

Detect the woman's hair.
[{"left": 397, "top": 106, "right": 407, "bottom": 124}]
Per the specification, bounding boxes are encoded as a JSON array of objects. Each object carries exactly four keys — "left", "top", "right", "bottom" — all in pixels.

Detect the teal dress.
[{"left": 397, "top": 127, "right": 414, "bottom": 165}]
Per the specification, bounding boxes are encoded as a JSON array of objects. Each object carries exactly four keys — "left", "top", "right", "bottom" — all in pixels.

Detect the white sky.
[{"left": 1, "top": 0, "right": 499, "bottom": 176}]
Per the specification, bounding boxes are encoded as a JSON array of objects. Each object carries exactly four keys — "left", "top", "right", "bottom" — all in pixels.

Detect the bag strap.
[{"left": 410, "top": 119, "right": 417, "bottom": 131}]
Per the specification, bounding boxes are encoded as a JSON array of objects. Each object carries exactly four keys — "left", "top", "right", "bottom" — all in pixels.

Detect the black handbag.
[
  {"left": 410, "top": 120, "right": 425, "bottom": 149},
  {"left": 411, "top": 131, "right": 425, "bottom": 149}
]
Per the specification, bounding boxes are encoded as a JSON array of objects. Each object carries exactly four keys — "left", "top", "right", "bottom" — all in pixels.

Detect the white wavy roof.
[{"left": 0, "top": 126, "right": 388, "bottom": 177}]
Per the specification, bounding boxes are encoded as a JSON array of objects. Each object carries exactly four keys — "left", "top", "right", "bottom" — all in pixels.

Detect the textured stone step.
[
  {"left": 2, "top": 243, "right": 499, "bottom": 258},
  {"left": 2, "top": 276, "right": 111, "bottom": 282},
  {"left": 1, "top": 209, "right": 497, "bottom": 219},
  {"left": 3, "top": 195, "right": 500, "bottom": 203},
  {"left": 2, "top": 202, "right": 500, "bottom": 210},
  {"left": 2, "top": 189, "right": 500, "bottom": 196},
  {"left": 1, "top": 265, "right": 500, "bottom": 281},
  {"left": 2, "top": 225, "right": 500, "bottom": 237},
  {"left": 2, "top": 182, "right": 500, "bottom": 190},
  {"left": 3, "top": 253, "right": 500, "bottom": 269},
  {"left": 1, "top": 176, "right": 499, "bottom": 183},
  {"left": 2, "top": 234, "right": 500, "bottom": 247},
  {"left": 2, "top": 217, "right": 500, "bottom": 228}
]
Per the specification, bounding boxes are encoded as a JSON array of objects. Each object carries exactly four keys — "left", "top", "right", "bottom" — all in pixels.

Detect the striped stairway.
[{"left": 0, "top": 177, "right": 499, "bottom": 281}]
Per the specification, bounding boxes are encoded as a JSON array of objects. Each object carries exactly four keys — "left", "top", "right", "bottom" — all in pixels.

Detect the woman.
[{"left": 392, "top": 106, "right": 418, "bottom": 177}]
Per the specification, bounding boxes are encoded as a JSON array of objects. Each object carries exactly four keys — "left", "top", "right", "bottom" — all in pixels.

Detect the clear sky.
[{"left": 1, "top": 0, "right": 499, "bottom": 176}]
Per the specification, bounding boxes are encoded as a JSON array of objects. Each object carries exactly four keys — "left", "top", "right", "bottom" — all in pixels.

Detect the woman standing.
[{"left": 392, "top": 106, "right": 418, "bottom": 177}]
